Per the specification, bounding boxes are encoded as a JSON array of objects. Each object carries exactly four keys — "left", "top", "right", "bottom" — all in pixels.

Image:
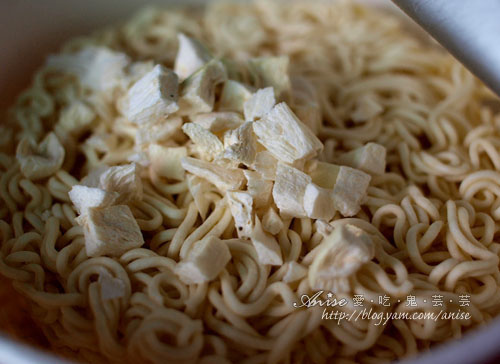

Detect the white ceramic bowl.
[{"left": 1, "top": 1, "right": 499, "bottom": 363}]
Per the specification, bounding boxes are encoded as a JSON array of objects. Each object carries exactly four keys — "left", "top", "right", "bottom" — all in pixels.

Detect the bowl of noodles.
[{"left": 1, "top": 1, "right": 500, "bottom": 363}]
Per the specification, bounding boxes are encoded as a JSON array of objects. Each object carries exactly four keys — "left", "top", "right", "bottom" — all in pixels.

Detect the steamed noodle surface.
[{"left": 1, "top": 1, "right": 500, "bottom": 363}]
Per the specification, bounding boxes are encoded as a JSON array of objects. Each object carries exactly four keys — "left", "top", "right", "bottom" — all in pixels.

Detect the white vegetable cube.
[
  {"left": 250, "top": 217, "right": 283, "bottom": 266},
  {"left": 223, "top": 125, "right": 243, "bottom": 147},
  {"left": 100, "top": 163, "right": 143, "bottom": 203},
  {"left": 248, "top": 56, "right": 291, "bottom": 98},
  {"left": 251, "top": 151, "right": 278, "bottom": 180},
  {"left": 243, "top": 170, "right": 272, "bottom": 209},
  {"left": 283, "top": 261, "right": 308, "bottom": 283},
  {"left": 332, "top": 166, "right": 371, "bottom": 217},
  {"left": 82, "top": 163, "right": 143, "bottom": 203},
  {"left": 81, "top": 165, "right": 109, "bottom": 188},
  {"left": 68, "top": 185, "right": 118, "bottom": 216},
  {"left": 262, "top": 207, "right": 283, "bottom": 235},
  {"left": 336, "top": 142, "right": 386, "bottom": 176},
  {"left": 253, "top": 102, "right": 323, "bottom": 164},
  {"left": 187, "top": 175, "right": 215, "bottom": 220},
  {"left": 56, "top": 101, "right": 95, "bottom": 137},
  {"left": 175, "top": 235, "right": 231, "bottom": 284},
  {"left": 178, "top": 59, "right": 227, "bottom": 115},
  {"left": 16, "top": 132, "right": 65, "bottom": 180},
  {"left": 219, "top": 80, "right": 254, "bottom": 113},
  {"left": 223, "top": 122, "right": 257, "bottom": 166},
  {"left": 308, "top": 161, "right": 341, "bottom": 189},
  {"left": 182, "top": 123, "right": 224, "bottom": 160},
  {"left": 181, "top": 157, "right": 245, "bottom": 192},
  {"left": 272, "top": 163, "right": 311, "bottom": 218},
  {"left": 307, "top": 161, "right": 370, "bottom": 217},
  {"left": 308, "top": 224, "right": 374, "bottom": 292},
  {"left": 303, "top": 183, "right": 336, "bottom": 221},
  {"left": 174, "top": 33, "right": 212, "bottom": 81},
  {"left": 227, "top": 191, "right": 254, "bottom": 238},
  {"left": 83, "top": 205, "right": 144, "bottom": 257},
  {"left": 191, "top": 112, "right": 243, "bottom": 133},
  {"left": 46, "top": 46, "right": 130, "bottom": 92},
  {"left": 122, "top": 64, "right": 179, "bottom": 125},
  {"left": 243, "top": 87, "right": 276, "bottom": 121},
  {"left": 135, "top": 116, "right": 183, "bottom": 147},
  {"left": 148, "top": 144, "right": 187, "bottom": 181}
]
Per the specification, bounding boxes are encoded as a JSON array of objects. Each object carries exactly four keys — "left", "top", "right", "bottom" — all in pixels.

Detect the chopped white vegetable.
[
  {"left": 175, "top": 235, "right": 231, "bottom": 284},
  {"left": 16, "top": 132, "right": 65, "bottom": 180},
  {"left": 227, "top": 191, "right": 254, "bottom": 238},
  {"left": 223, "top": 122, "right": 257, "bottom": 165},
  {"left": 303, "top": 183, "right": 336, "bottom": 221},
  {"left": 248, "top": 56, "right": 291, "bottom": 98},
  {"left": 308, "top": 161, "right": 340, "bottom": 189},
  {"left": 250, "top": 216, "right": 283, "bottom": 266},
  {"left": 308, "top": 160, "right": 370, "bottom": 217},
  {"left": 283, "top": 261, "right": 308, "bottom": 283},
  {"left": 148, "top": 144, "right": 187, "bottom": 181},
  {"left": 253, "top": 102, "right": 323, "bottom": 164},
  {"left": 46, "top": 46, "right": 130, "bottom": 92},
  {"left": 251, "top": 151, "right": 278, "bottom": 180},
  {"left": 135, "top": 116, "right": 183, "bottom": 147},
  {"left": 82, "top": 163, "right": 143, "bottom": 203},
  {"left": 83, "top": 204, "right": 144, "bottom": 257},
  {"left": 81, "top": 165, "right": 108, "bottom": 188},
  {"left": 243, "top": 87, "right": 275, "bottom": 121},
  {"left": 191, "top": 112, "right": 243, "bottom": 133},
  {"left": 243, "top": 170, "right": 273, "bottom": 209},
  {"left": 219, "top": 80, "right": 254, "bottom": 113},
  {"left": 121, "top": 64, "right": 179, "bottom": 125},
  {"left": 332, "top": 166, "right": 371, "bottom": 217},
  {"left": 182, "top": 123, "right": 224, "bottom": 160},
  {"left": 69, "top": 185, "right": 118, "bottom": 216},
  {"left": 336, "top": 142, "right": 386, "bottom": 176},
  {"left": 178, "top": 59, "right": 227, "bottom": 115},
  {"left": 308, "top": 224, "right": 374, "bottom": 292},
  {"left": 181, "top": 157, "right": 245, "bottom": 192},
  {"left": 174, "top": 33, "right": 212, "bottom": 81},
  {"left": 272, "top": 163, "right": 311, "bottom": 218},
  {"left": 187, "top": 175, "right": 216, "bottom": 220},
  {"left": 262, "top": 207, "right": 283, "bottom": 235}
]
